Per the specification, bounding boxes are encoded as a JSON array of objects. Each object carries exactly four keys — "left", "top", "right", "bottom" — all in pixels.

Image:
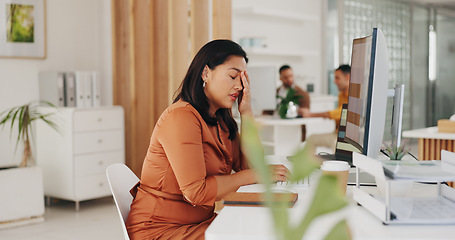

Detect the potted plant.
[
  {"left": 376, "top": 140, "right": 413, "bottom": 197},
  {"left": 241, "top": 117, "right": 351, "bottom": 240},
  {"left": 381, "top": 140, "right": 410, "bottom": 161},
  {"left": 0, "top": 101, "right": 58, "bottom": 228},
  {"left": 277, "top": 87, "right": 301, "bottom": 119}
]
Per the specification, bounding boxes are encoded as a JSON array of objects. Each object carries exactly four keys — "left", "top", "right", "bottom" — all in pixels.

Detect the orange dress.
[{"left": 126, "top": 100, "right": 248, "bottom": 240}]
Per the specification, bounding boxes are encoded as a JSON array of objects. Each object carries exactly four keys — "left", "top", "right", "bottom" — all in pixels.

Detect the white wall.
[
  {"left": 0, "top": 0, "right": 112, "bottom": 166},
  {"left": 232, "top": 0, "right": 324, "bottom": 94}
]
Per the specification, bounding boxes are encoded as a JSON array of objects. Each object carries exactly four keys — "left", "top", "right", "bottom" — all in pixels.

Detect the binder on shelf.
[
  {"left": 38, "top": 72, "right": 65, "bottom": 107},
  {"left": 84, "top": 72, "right": 93, "bottom": 107},
  {"left": 64, "top": 72, "right": 76, "bottom": 107},
  {"left": 91, "top": 72, "right": 101, "bottom": 107},
  {"left": 75, "top": 71, "right": 87, "bottom": 107}
]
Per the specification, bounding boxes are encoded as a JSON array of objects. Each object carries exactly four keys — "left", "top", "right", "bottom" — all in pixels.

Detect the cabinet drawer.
[
  {"left": 74, "top": 130, "right": 124, "bottom": 154},
  {"left": 73, "top": 108, "right": 123, "bottom": 132},
  {"left": 74, "top": 174, "right": 111, "bottom": 201},
  {"left": 74, "top": 151, "right": 124, "bottom": 177}
]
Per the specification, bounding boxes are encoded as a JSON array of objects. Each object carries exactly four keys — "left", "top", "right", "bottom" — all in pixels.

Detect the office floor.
[{"left": 0, "top": 197, "right": 123, "bottom": 240}]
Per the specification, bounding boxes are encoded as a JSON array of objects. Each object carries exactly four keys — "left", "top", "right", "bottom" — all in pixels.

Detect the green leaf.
[
  {"left": 278, "top": 102, "right": 288, "bottom": 119},
  {"left": 0, "top": 101, "right": 60, "bottom": 161},
  {"left": 240, "top": 116, "right": 350, "bottom": 240},
  {"left": 294, "top": 175, "right": 348, "bottom": 237},
  {"left": 241, "top": 116, "right": 270, "bottom": 185},
  {"left": 288, "top": 143, "right": 321, "bottom": 182},
  {"left": 240, "top": 117, "right": 289, "bottom": 235},
  {"left": 17, "top": 106, "right": 26, "bottom": 143},
  {"left": 324, "top": 220, "right": 351, "bottom": 240}
]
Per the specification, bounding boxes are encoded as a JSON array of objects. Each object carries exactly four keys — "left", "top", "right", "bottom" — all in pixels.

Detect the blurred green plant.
[
  {"left": 241, "top": 116, "right": 351, "bottom": 240},
  {"left": 0, "top": 101, "right": 58, "bottom": 167},
  {"left": 381, "top": 140, "right": 410, "bottom": 160},
  {"left": 276, "top": 88, "right": 301, "bottom": 119}
]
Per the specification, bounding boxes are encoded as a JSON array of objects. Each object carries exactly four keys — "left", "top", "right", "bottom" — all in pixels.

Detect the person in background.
[
  {"left": 301, "top": 64, "right": 351, "bottom": 151},
  {"left": 126, "top": 40, "right": 289, "bottom": 240},
  {"left": 276, "top": 65, "right": 311, "bottom": 116}
]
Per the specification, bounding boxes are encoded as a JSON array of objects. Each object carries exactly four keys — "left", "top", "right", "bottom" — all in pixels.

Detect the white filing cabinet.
[{"left": 36, "top": 106, "right": 125, "bottom": 211}]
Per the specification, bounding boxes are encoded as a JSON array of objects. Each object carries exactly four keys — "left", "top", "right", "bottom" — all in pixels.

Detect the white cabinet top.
[{"left": 403, "top": 127, "right": 455, "bottom": 140}]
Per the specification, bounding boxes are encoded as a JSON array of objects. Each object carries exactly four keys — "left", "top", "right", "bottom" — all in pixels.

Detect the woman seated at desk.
[{"left": 126, "top": 40, "right": 288, "bottom": 240}]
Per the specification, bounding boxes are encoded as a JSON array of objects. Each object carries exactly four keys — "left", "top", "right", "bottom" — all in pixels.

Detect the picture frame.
[{"left": 0, "top": 0, "right": 46, "bottom": 59}]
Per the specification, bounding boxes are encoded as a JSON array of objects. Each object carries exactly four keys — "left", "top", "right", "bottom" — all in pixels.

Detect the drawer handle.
[
  {"left": 98, "top": 161, "right": 103, "bottom": 165},
  {"left": 97, "top": 118, "right": 103, "bottom": 122},
  {"left": 98, "top": 139, "right": 103, "bottom": 144},
  {"left": 99, "top": 182, "right": 104, "bottom": 187}
]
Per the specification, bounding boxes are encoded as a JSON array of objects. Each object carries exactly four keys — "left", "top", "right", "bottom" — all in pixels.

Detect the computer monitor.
[{"left": 345, "top": 28, "right": 389, "bottom": 159}]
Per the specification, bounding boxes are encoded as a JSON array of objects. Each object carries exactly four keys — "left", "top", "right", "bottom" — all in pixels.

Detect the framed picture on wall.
[{"left": 0, "top": 0, "right": 46, "bottom": 59}]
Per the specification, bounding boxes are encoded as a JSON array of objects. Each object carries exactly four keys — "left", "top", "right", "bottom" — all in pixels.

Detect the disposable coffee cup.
[{"left": 321, "top": 161, "right": 350, "bottom": 196}]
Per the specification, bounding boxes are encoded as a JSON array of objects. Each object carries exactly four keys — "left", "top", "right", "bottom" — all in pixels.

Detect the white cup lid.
[{"left": 321, "top": 160, "right": 350, "bottom": 171}]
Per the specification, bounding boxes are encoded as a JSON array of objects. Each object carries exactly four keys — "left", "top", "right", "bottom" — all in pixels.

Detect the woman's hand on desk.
[
  {"left": 214, "top": 165, "right": 290, "bottom": 201},
  {"left": 242, "top": 164, "right": 290, "bottom": 184},
  {"left": 269, "top": 164, "right": 290, "bottom": 182}
]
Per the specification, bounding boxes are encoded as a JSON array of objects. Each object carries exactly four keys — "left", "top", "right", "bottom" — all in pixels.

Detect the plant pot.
[{"left": 0, "top": 167, "right": 45, "bottom": 229}]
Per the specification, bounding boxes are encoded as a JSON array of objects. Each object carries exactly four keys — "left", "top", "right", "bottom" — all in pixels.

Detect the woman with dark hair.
[{"left": 126, "top": 39, "right": 288, "bottom": 240}]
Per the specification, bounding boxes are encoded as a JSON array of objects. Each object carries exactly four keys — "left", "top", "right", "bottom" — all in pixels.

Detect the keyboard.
[{"left": 275, "top": 179, "right": 306, "bottom": 186}]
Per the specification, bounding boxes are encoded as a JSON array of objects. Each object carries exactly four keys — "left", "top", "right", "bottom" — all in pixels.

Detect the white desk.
[
  {"left": 403, "top": 127, "right": 455, "bottom": 160},
  {"left": 206, "top": 183, "right": 455, "bottom": 240},
  {"left": 255, "top": 116, "right": 335, "bottom": 156}
]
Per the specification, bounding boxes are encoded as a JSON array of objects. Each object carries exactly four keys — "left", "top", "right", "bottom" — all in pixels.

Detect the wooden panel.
[
  {"left": 168, "top": 0, "right": 190, "bottom": 102},
  {"left": 442, "top": 139, "right": 447, "bottom": 152},
  {"left": 430, "top": 139, "right": 435, "bottom": 160},
  {"left": 132, "top": 0, "right": 155, "bottom": 177},
  {"left": 152, "top": 0, "right": 169, "bottom": 121},
  {"left": 191, "top": 0, "right": 209, "bottom": 56},
  {"left": 418, "top": 138, "right": 424, "bottom": 160},
  {"left": 436, "top": 139, "right": 441, "bottom": 160},
  {"left": 112, "top": 0, "right": 158, "bottom": 177},
  {"left": 212, "top": 0, "right": 232, "bottom": 39},
  {"left": 112, "top": 0, "right": 134, "bottom": 172},
  {"left": 424, "top": 139, "right": 430, "bottom": 160}
]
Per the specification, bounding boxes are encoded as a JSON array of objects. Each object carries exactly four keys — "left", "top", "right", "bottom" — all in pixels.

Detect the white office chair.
[{"left": 106, "top": 163, "right": 139, "bottom": 240}]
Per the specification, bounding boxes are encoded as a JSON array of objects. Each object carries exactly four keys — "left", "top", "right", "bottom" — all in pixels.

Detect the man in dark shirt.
[{"left": 276, "top": 65, "right": 310, "bottom": 116}]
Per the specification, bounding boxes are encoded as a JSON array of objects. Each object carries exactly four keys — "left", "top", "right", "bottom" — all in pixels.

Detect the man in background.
[
  {"left": 302, "top": 64, "right": 351, "bottom": 151},
  {"left": 276, "top": 65, "right": 311, "bottom": 115}
]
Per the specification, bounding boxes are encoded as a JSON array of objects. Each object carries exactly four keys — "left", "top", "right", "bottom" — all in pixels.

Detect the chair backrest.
[{"left": 106, "top": 163, "right": 139, "bottom": 240}]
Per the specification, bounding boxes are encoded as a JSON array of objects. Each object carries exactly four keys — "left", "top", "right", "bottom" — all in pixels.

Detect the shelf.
[
  {"left": 234, "top": 7, "right": 318, "bottom": 22},
  {"left": 244, "top": 47, "right": 319, "bottom": 58}
]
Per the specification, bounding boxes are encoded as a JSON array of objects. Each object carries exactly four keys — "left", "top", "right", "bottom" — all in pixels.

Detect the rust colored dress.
[{"left": 126, "top": 100, "right": 248, "bottom": 240}]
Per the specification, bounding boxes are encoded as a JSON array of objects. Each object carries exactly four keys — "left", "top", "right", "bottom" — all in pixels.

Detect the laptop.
[{"left": 318, "top": 104, "right": 376, "bottom": 185}]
